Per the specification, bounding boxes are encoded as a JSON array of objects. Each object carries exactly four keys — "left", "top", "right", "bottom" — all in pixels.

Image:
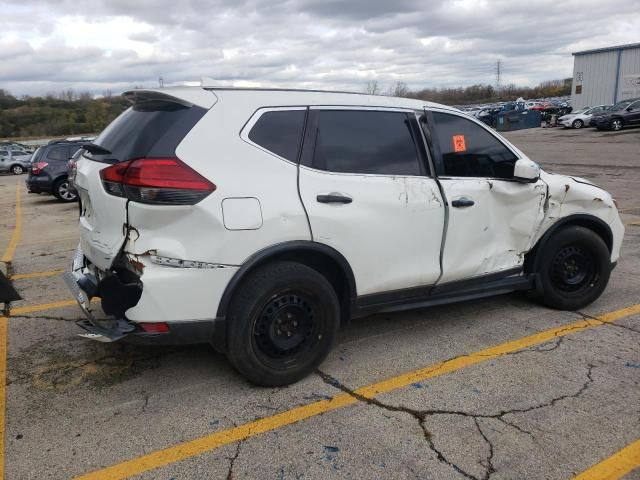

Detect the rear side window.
[
  {"left": 430, "top": 112, "right": 518, "bottom": 179},
  {"left": 89, "top": 100, "right": 207, "bottom": 163},
  {"left": 248, "top": 110, "right": 306, "bottom": 162},
  {"left": 47, "top": 146, "right": 71, "bottom": 161},
  {"left": 307, "top": 110, "right": 422, "bottom": 176}
]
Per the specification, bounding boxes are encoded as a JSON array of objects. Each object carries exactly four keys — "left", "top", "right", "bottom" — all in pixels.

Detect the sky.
[{"left": 1, "top": 0, "right": 639, "bottom": 97}]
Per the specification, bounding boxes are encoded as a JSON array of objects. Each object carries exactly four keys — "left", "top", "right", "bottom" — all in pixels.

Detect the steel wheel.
[
  {"left": 11, "top": 165, "right": 24, "bottom": 175},
  {"left": 549, "top": 245, "right": 597, "bottom": 295}
]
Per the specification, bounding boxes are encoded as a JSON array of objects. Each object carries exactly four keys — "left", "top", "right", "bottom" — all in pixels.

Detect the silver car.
[{"left": 0, "top": 149, "right": 32, "bottom": 174}]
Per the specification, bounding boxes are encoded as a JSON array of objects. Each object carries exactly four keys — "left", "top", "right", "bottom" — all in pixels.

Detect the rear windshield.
[{"left": 87, "top": 100, "right": 207, "bottom": 163}]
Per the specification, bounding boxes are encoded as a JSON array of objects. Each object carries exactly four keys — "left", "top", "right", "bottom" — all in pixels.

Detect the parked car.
[
  {"left": 25, "top": 140, "right": 84, "bottom": 201},
  {"left": 64, "top": 87, "right": 624, "bottom": 386},
  {"left": 591, "top": 97, "right": 640, "bottom": 131},
  {"left": 0, "top": 149, "right": 32, "bottom": 174},
  {"left": 559, "top": 105, "right": 610, "bottom": 129},
  {"left": 0, "top": 142, "right": 35, "bottom": 155}
]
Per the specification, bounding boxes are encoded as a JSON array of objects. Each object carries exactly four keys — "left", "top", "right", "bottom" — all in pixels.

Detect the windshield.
[
  {"left": 573, "top": 108, "right": 588, "bottom": 115},
  {"left": 611, "top": 100, "right": 634, "bottom": 110}
]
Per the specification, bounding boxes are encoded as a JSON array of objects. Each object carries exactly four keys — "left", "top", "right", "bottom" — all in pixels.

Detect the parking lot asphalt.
[{"left": 1, "top": 126, "right": 639, "bottom": 480}]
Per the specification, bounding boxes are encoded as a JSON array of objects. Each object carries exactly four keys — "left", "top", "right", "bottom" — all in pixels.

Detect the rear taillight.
[
  {"left": 31, "top": 162, "right": 48, "bottom": 174},
  {"left": 140, "top": 322, "right": 170, "bottom": 334},
  {"left": 99, "top": 157, "right": 215, "bottom": 205}
]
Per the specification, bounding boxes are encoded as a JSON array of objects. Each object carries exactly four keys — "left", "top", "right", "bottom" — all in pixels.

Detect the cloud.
[{"left": 0, "top": 0, "right": 639, "bottom": 96}]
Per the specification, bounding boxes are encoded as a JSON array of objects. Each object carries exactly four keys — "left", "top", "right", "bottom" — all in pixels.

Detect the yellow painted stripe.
[
  {"left": 74, "top": 303, "right": 640, "bottom": 480},
  {"left": 573, "top": 438, "right": 640, "bottom": 480},
  {"left": 618, "top": 205, "right": 640, "bottom": 213},
  {"left": 10, "top": 270, "right": 64, "bottom": 281},
  {"left": 10, "top": 300, "right": 78, "bottom": 316},
  {"left": 1, "top": 184, "right": 22, "bottom": 263},
  {"left": 626, "top": 221, "right": 640, "bottom": 227}
]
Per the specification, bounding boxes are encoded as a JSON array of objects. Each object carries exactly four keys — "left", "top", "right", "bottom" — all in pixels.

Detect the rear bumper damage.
[{"left": 63, "top": 245, "right": 226, "bottom": 348}]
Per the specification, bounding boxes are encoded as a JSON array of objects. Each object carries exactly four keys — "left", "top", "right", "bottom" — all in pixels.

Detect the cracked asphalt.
[{"left": 1, "top": 126, "right": 639, "bottom": 479}]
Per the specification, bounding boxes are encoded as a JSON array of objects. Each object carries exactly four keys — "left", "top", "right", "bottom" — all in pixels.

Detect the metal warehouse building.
[{"left": 571, "top": 43, "right": 640, "bottom": 109}]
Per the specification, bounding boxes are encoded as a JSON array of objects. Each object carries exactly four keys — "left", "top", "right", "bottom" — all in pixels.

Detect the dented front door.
[{"left": 425, "top": 109, "right": 546, "bottom": 283}]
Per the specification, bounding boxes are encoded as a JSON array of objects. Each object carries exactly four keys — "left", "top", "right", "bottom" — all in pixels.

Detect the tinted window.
[
  {"left": 310, "top": 110, "right": 421, "bottom": 175},
  {"left": 89, "top": 100, "right": 207, "bottom": 163},
  {"left": 48, "top": 146, "right": 71, "bottom": 161},
  {"left": 248, "top": 110, "right": 306, "bottom": 162},
  {"left": 431, "top": 112, "right": 517, "bottom": 179}
]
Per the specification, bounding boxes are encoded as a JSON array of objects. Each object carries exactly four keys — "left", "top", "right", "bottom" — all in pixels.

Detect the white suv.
[{"left": 65, "top": 87, "right": 624, "bottom": 386}]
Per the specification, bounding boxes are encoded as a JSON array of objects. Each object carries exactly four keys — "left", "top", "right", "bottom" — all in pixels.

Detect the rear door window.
[
  {"left": 304, "top": 110, "right": 423, "bottom": 176},
  {"left": 248, "top": 110, "right": 306, "bottom": 162},
  {"left": 429, "top": 112, "right": 518, "bottom": 179}
]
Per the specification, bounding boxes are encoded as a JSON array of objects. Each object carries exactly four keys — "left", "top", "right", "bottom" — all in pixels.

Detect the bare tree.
[
  {"left": 388, "top": 81, "right": 410, "bottom": 97},
  {"left": 364, "top": 80, "right": 380, "bottom": 95}
]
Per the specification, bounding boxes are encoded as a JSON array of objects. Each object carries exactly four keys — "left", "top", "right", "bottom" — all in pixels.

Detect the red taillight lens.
[
  {"left": 99, "top": 158, "right": 215, "bottom": 205},
  {"left": 140, "top": 322, "right": 170, "bottom": 334},
  {"left": 31, "top": 162, "right": 48, "bottom": 174}
]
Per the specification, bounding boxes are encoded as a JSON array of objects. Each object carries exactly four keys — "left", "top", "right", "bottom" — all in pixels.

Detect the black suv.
[
  {"left": 26, "top": 140, "right": 84, "bottom": 202},
  {"left": 592, "top": 97, "right": 640, "bottom": 131}
]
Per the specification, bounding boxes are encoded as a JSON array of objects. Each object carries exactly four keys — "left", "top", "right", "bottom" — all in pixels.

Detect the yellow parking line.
[
  {"left": 74, "top": 303, "right": 640, "bottom": 480},
  {"left": 1, "top": 184, "right": 22, "bottom": 263},
  {"left": 0, "top": 183, "right": 23, "bottom": 480},
  {"left": 9, "top": 300, "right": 78, "bottom": 316},
  {"left": 626, "top": 221, "right": 640, "bottom": 227},
  {"left": 619, "top": 205, "right": 640, "bottom": 213},
  {"left": 573, "top": 438, "right": 640, "bottom": 480},
  {"left": 10, "top": 270, "right": 64, "bottom": 281}
]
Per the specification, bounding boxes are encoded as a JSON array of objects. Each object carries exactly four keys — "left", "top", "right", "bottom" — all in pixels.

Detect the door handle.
[
  {"left": 451, "top": 197, "right": 474, "bottom": 208},
  {"left": 316, "top": 193, "right": 353, "bottom": 204}
]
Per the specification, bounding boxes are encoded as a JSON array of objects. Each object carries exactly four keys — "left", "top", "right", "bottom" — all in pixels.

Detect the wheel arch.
[
  {"left": 217, "top": 241, "right": 357, "bottom": 324},
  {"left": 524, "top": 214, "right": 613, "bottom": 273}
]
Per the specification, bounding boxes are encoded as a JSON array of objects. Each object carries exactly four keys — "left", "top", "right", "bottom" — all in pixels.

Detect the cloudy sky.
[{"left": 1, "top": 0, "right": 639, "bottom": 96}]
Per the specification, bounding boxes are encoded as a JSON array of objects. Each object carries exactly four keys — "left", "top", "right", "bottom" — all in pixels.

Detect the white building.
[{"left": 571, "top": 43, "right": 640, "bottom": 109}]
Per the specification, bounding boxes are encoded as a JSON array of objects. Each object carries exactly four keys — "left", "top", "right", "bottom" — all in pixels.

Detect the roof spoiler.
[{"left": 123, "top": 88, "right": 218, "bottom": 109}]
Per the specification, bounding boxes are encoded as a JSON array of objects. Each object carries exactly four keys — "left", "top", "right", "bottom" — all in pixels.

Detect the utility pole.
[
  {"left": 159, "top": 76, "right": 164, "bottom": 88},
  {"left": 495, "top": 60, "right": 502, "bottom": 93}
]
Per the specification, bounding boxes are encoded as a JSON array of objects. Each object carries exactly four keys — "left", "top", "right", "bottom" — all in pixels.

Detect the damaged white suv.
[{"left": 65, "top": 87, "right": 624, "bottom": 386}]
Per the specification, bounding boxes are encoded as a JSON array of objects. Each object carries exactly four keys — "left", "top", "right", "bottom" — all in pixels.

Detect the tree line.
[
  {"left": 0, "top": 89, "right": 128, "bottom": 139},
  {"left": 365, "top": 78, "right": 572, "bottom": 105}
]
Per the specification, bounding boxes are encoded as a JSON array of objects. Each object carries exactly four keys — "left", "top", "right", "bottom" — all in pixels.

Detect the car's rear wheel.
[
  {"left": 572, "top": 119, "right": 583, "bottom": 129},
  {"left": 226, "top": 261, "right": 340, "bottom": 386},
  {"left": 10, "top": 165, "right": 24, "bottom": 175},
  {"left": 53, "top": 178, "right": 77, "bottom": 202},
  {"left": 536, "top": 226, "right": 610, "bottom": 310},
  {"left": 611, "top": 118, "right": 624, "bottom": 131}
]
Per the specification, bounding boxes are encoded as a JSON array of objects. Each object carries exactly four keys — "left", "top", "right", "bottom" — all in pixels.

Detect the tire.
[
  {"left": 10, "top": 164, "right": 24, "bottom": 175},
  {"left": 536, "top": 226, "right": 611, "bottom": 310},
  {"left": 226, "top": 261, "right": 340, "bottom": 386},
  {"left": 610, "top": 118, "right": 623, "bottom": 131},
  {"left": 53, "top": 178, "right": 78, "bottom": 202},
  {"left": 571, "top": 119, "right": 583, "bottom": 129}
]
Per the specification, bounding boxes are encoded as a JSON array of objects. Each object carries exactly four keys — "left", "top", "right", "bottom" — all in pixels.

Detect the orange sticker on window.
[{"left": 452, "top": 135, "right": 466, "bottom": 153}]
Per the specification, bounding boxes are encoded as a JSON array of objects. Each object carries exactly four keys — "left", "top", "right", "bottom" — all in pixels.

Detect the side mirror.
[
  {"left": 627, "top": 106, "right": 634, "bottom": 112},
  {"left": 513, "top": 158, "right": 540, "bottom": 183}
]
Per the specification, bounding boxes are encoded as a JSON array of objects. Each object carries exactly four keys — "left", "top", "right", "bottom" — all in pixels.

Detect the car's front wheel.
[
  {"left": 536, "top": 226, "right": 611, "bottom": 310},
  {"left": 611, "top": 118, "right": 624, "bottom": 131},
  {"left": 53, "top": 178, "right": 78, "bottom": 202},
  {"left": 226, "top": 261, "right": 340, "bottom": 386},
  {"left": 572, "top": 119, "right": 584, "bottom": 129}
]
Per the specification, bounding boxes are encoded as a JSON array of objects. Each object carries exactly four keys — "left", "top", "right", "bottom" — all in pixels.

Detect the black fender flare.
[
  {"left": 526, "top": 213, "right": 613, "bottom": 274},
  {"left": 216, "top": 240, "right": 357, "bottom": 319}
]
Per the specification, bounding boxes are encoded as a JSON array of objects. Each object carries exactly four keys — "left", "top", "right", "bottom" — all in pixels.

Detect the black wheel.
[
  {"left": 536, "top": 226, "right": 611, "bottom": 310},
  {"left": 53, "top": 178, "right": 77, "bottom": 202},
  {"left": 226, "top": 261, "right": 340, "bottom": 386},
  {"left": 10, "top": 164, "right": 24, "bottom": 175},
  {"left": 572, "top": 119, "right": 583, "bottom": 129},
  {"left": 610, "top": 118, "right": 623, "bottom": 131}
]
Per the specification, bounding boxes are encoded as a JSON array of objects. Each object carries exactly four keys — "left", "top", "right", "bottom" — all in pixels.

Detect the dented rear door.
[{"left": 298, "top": 108, "right": 445, "bottom": 296}]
